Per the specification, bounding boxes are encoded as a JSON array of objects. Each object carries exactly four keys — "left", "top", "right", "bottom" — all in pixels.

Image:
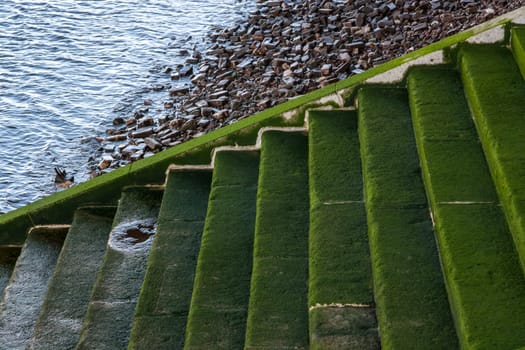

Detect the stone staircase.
[{"left": 1, "top": 21, "right": 525, "bottom": 350}]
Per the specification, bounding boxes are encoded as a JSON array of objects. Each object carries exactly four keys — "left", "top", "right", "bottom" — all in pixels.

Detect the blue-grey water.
[{"left": 0, "top": 0, "right": 252, "bottom": 213}]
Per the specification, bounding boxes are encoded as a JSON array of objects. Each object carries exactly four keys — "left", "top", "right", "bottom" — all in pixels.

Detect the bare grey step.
[
  {"left": 27, "top": 207, "right": 116, "bottom": 350},
  {"left": 0, "top": 226, "right": 68, "bottom": 350},
  {"left": 0, "top": 246, "right": 21, "bottom": 297},
  {"left": 76, "top": 186, "right": 163, "bottom": 350}
]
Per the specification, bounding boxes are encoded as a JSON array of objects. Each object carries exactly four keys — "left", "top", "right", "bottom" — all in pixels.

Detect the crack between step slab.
[
  {"left": 309, "top": 303, "right": 373, "bottom": 311},
  {"left": 321, "top": 200, "right": 364, "bottom": 205},
  {"left": 437, "top": 201, "right": 498, "bottom": 205}
]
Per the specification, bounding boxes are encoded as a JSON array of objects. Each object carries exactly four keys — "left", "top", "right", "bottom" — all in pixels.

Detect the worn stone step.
[
  {"left": 358, "top": 86, "right": 458, "bottom": 349},
  {"left": 408, "top": 65, "right": 525, "bottom": 349},
  {"left": 0, "top": 246, "right": 21, "bottom": 299},
  {"left": 184, "top": 150, "right": 259, "bottom": 349},
  {"left": 76, "top": 186, "right": 163, "bottom": 350},
  {"left": 307, "top": 110, "right": 378, "bottom": 350},
  {"left": 0, "top": 225, "right": 68, "bottom": 350},
  {"left": 27, "top": 206, "right": 116, "bottom": 350},
  {"left": 128, "top": 168, "right": 212, "bottom": 350},
  {"left": 459, "top": 44, "right": 525, "bottom": 275},
  {"left": 244, "top": 131, "right": 309, "bottom": 350},
  {"left": 512, "top": 26, "right": 525, "bottom": 79}
]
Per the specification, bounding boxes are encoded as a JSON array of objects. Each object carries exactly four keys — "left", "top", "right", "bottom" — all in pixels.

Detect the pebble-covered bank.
[{"left": 96, "top": 0, "right": 525, "bottom": 174}]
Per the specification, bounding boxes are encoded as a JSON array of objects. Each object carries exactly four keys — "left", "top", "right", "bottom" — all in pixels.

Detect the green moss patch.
[
  {"left": 365, "top": 207, "right": 458, "bottom": 349},
  {"left": 29, "top": 207, "right": 115, "bottom": 350},
  {"left": 407, "top": 66, "right": 498, "bottom": 203},
  {"left": 357, "top": 87, "right": 427, "bottom": 207},
  {"left": 459, "top": 44, "right": 525, "bottom": 272},
  {"left": 184, "top": 151, "right": 259, "bottom": 350},
  {"left": 245, "top": 131, "right": 309, "bottom": 350},
  {"left": 358, "top": 86, "right": 458, "bottom": 349},
  {"left": 408, "top": 65, "right": 525, "bottom": 348},
  {"left": 308, "top": 110, "right": 363, "bottom": 202},
  {"left": 129, "top": 170, "right": 212, "bottom": 350},
  {"left": 309, "top": 306, "right": 379, "bottom": 350},
  {"left": 308, "top": 110, "right": 376, "bottom": 348},
  {"left": 309, "top": 203, "right": 372, "bottom": 306},
  {"left": 76, "top": 188, "right": 162, "bottom": 350},
  {"left": 433, "top": 204, "right": 525, "bottom": 349}
]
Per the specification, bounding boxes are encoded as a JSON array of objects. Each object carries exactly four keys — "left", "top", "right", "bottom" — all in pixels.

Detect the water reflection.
[{"left": 0, "top": 0, "right": 252, "bottom": 213}]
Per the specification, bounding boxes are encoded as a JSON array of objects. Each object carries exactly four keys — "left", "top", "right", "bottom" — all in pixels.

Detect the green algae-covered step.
[
  {"left": 0, "top": 225, "right": 68, "bottom": 350},
  {"left": 27, "top": 206, "right": 116, "bottom": 350},
  {"left": 128, "top": 168, "right": 212, "bottom": 350},
  {"left": 512, "top": 26, "right": 525, "bottom": 78},
  {"left": 0, "top": 246, "right": 21, "bottom": 298},
  {"left": 244, "top": 130, "right": 309, "bottom": 350},
  {"left": 459, "top": 44, "right": 525, "bottom": 274},
  {"left": 184, "top": 150, "right": 259, "bottom": 350},
  {"left": 76, "top": 186, "right": 163, "bottom": 350},
  {"left": 358, "top": 86, "right": 458, "bottom": 349},
  {"left": 307, "top": 110, "right": 378, "bottom": 350},
  {"left": 408, "top": 66, "right": 525, "bottom": 349}
]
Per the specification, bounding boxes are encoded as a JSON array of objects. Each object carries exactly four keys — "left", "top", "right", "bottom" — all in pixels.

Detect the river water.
[{"left": 0, "top": 0, "right": 253, "bottom": 213}]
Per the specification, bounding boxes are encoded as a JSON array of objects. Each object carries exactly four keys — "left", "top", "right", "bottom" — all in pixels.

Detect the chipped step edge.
[
  {"left": 304, "top": 107, "right": 356, "bottom": 129},
  {"left": 513, "top": 16, "right": 525, "bottom": 25},
  {"left": 281, "top": 92, "right": 346, "bottom": 121},
  {"left": 309, "top": 303, "right": 373, "bottom": 312},
  {"left": 321, "top": 200, "right": 364, "bottom": 205},
  {"left": 437, "top": 201, "right": 498, "bottom": 205},
  {"left": 122, "top": 184, "right": 165, "bottom": 191},
  {"left": 28, "top": 224, "right": 71, "bottom": 233},
  {"left": 466, "top": 25, "right": 506, "bottom": 44},
  {"left": 365, "top": 50, "right": 444, "bottom": 84},
  {"left": 163, "top": 164, "right": 213, "bottom": 185}
]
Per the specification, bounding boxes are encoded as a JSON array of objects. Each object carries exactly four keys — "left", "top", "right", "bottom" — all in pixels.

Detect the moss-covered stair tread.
[
  {"left": 408, "top": 65, "right": 525, "bottom": 349},
  {"left": 459, "top": 44, "right": 525, "bottom": 275},
  {"left": 128, "top": 168, "right": 212, "bottom": 350},
  {"left": 358, "top": 86, "right": 459, "bottom": 349},
  {"left": 308, "top": 110, "right": 378, "bottom": 350},
  {"left": 244, "top": 130, "right": 310, "bottom": 349},
  {"left": 184, "top": 150, "right": 259, "bottom": 349},
  {"left": 5, "top": 11, "right": 525, "bottom": 349}
]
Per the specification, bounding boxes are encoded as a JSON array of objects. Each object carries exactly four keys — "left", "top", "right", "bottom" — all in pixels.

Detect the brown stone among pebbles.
[
  {"left": 144, "top": 137, "right": 162, "bottom": 151},
  {"left": 132, "top": 127, "right": 154, "bottom": 139}
]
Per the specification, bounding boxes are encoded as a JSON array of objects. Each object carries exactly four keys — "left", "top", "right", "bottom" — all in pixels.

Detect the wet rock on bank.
[{"left": 94, "top": 0, "right": 524, "bottom": 174}]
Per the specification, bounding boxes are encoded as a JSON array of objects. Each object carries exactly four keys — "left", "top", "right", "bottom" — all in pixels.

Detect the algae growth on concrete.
[
  {"left": 308, "top": 110, "right": 378, "bottom": 349},
  {"left": 358, "top": 86, "right": 458, "bottom": 349},
  {"left": 184, "top": 150, "right": 259, "bottom": 349}
]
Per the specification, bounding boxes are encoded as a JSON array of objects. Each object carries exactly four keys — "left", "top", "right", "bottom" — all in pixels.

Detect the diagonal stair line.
[
  {"left": 512, "top": 26, "right": 525, "bottom": 78},
  {"left": 27, "top": 206, "right": 116, "bottom": 350},
  {"left": 358, "top": 86, "right": 459, "bottom": 349},
  {"left": 0, "top": 225, "right": 68, "bottom": 350},
  {"left": 76, "top": 186, "right": 163, "bottom": 350},
  {"left": 408, "top": 65, "right": 525, "bottom": 349},
  {"left": 128, "top": 168, "right": 212, "bottom": 350},
  {"left": 307, "top": 109, "right": 379, "bottom": 350},
  {"left": 184, "top": 150, "right": 259, "bottom": 349},
  {"left": 244, "top": 130, "right": 309, "bottom": 350},
  {"left": 459, "top": 44, "right": 525, "bottom": 275}
]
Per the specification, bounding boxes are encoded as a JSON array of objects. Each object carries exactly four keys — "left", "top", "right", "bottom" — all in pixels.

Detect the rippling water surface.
[{"left": 0, "top": 0, "right": 252, "bottom": 213}]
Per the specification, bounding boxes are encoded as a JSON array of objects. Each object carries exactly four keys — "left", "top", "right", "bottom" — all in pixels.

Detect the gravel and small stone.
[{"left": 94, "top": 0, "right": 525, "bottom": 174}]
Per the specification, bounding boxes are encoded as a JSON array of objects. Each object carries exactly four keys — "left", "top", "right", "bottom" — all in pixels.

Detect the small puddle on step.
[{"left": 109, "top": 219, "right": 157, "bottom": 253}]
